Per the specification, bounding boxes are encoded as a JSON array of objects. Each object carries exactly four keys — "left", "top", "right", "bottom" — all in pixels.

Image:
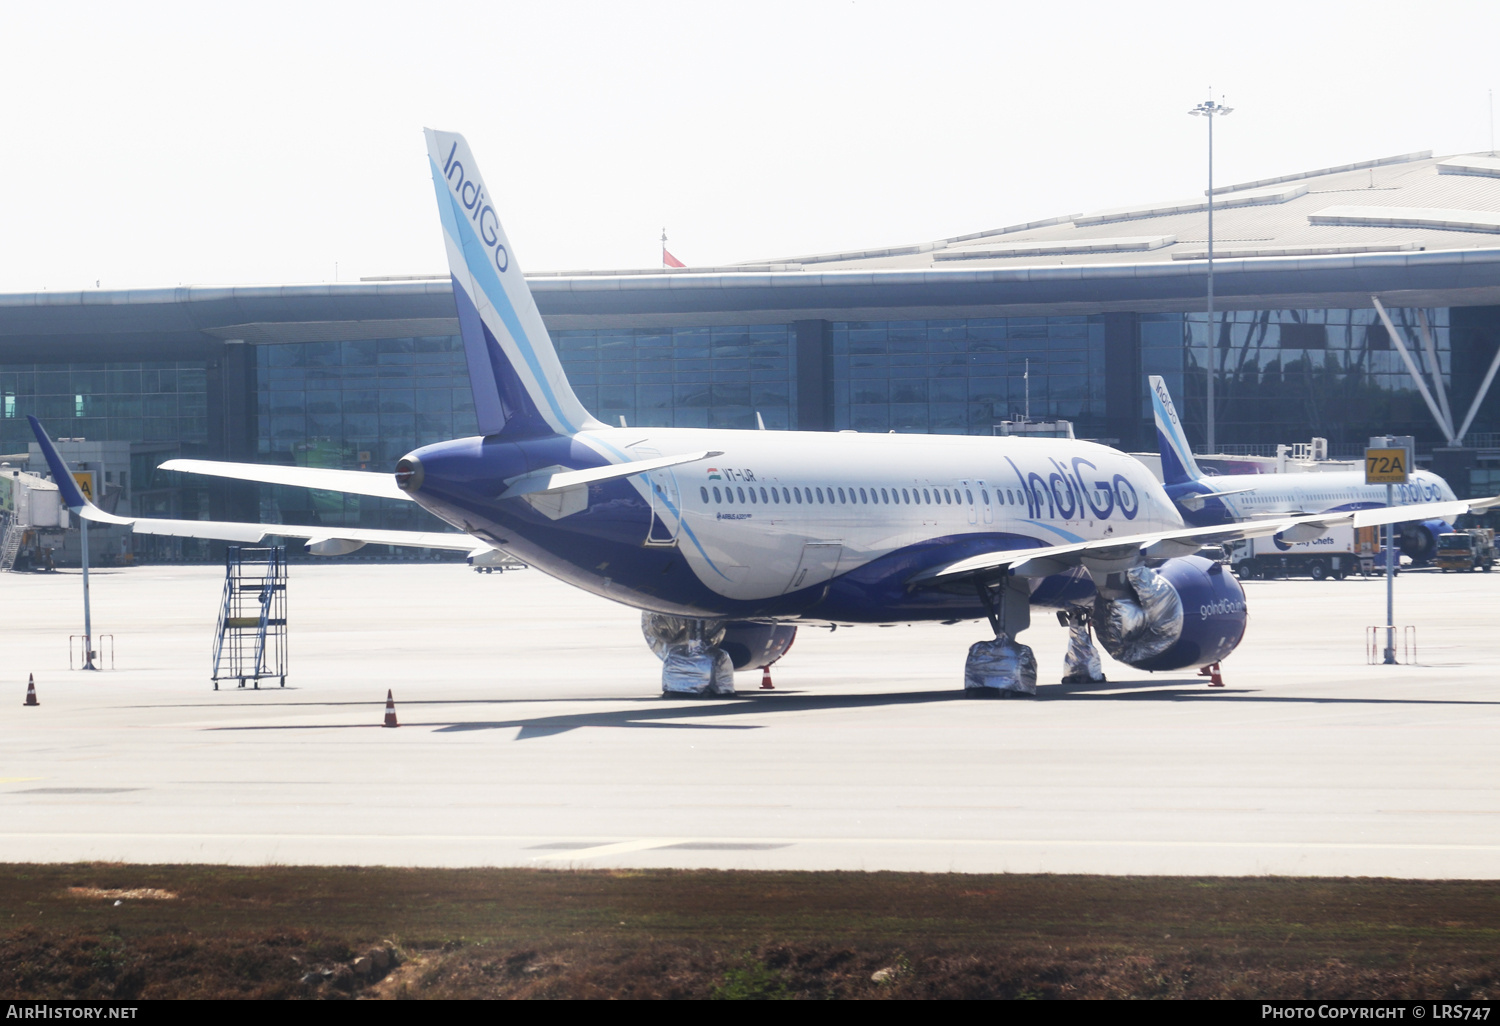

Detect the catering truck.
[{"left": 1228, "top": 525, "right": 1364, "bottom": 580}]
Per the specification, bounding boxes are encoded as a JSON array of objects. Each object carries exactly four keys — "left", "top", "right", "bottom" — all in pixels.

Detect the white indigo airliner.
[
  {"left": 1150, "top": 375, "right": 1458, "bottom": 565},
  {"left": 29, "top": 131, "right": 1496, "bottom": 696}
]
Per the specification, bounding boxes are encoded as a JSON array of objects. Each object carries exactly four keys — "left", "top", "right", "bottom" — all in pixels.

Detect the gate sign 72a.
[{"left": 1365, "top": 448, "right": 1410, "bottom": 485}]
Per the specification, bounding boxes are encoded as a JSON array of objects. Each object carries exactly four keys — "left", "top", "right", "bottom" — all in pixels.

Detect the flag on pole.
[{"left": 661, "top": 227, "right": 685, "bottom": 268}]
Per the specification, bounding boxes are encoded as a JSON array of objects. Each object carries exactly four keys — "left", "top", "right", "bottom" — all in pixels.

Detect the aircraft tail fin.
[
  {"left": 424, "top": 129, "right": 603, "bottom": 439},
  {"left": 1149, "top": 375, "right": 1205, "bottom": 485}
]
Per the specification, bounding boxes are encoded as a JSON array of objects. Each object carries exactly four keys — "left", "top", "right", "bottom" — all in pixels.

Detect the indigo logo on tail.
[
  {"left": 442, "top": 141, "right": 509, "bottom": 274},
  {"left": 1150, "top": 375, "right": 1204, "bottom": 486}
]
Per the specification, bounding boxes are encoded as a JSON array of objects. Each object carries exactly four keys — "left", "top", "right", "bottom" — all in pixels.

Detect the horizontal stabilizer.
[
  {"left": 159, "top": 459, "right": 408, "bottom": 500},
  {"left": 1177, "top": 484, "right": 1257, "bottom": 512},
  {"left": 499, "top": 450, "right": 723, "bottom": 499}
]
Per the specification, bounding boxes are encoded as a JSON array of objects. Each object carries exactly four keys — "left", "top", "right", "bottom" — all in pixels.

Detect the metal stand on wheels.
[{"left": 211, "top": 545, "right": 288, "bottom": 690}]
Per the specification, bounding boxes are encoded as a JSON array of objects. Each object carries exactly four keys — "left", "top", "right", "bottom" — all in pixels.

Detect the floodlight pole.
[
  {"left": 1384, "top": 483, "right": 1396, "bottom": 665},
  {"left": 1191, "top": 95, "right": 1233, "bottom": 454},
  {"left": 80, "top": 516, "right": 96, "bottom": 670}
]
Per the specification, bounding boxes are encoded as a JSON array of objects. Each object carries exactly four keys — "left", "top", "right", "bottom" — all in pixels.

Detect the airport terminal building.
[{"left": 6, "top": 149, "right": 1500, "bottom": 539}]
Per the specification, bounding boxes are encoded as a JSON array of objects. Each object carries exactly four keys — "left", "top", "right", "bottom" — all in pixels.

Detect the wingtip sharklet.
[{"left": 27, "top": 415, "right": 92, "bottom": 512}]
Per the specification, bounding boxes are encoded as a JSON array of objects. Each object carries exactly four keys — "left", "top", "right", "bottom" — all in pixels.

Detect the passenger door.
[{"left": 631, "top": 446, "right": 681, "bottom": 546}]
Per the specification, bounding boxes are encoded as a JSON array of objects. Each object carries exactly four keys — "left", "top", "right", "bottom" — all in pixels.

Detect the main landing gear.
[
  {"left": 964, "top": 577, "right": 1108, "bottom": 697},
  {"left": 1058, "top": 606, "right": 1107, "bottom": 685},
  {"left": 964, "top": 576, "right": 1038, "bottom": 697}
]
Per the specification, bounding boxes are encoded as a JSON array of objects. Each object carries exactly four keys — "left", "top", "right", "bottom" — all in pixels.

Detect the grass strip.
[{"left": 1, "top": 865, "right": 1498, "bottom": 999}]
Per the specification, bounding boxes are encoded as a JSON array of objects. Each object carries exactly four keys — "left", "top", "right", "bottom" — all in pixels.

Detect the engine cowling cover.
[
  {"left": 1092, "top": 555, "right": 1247, "bottom": 672},
  {"left": 641, "top": 613, "right": 726, "bottom": 660},
  {"left": 719, "top": 622, "right": 798, "bottom": 671},
  {"left": 641, "top": 615, "right": 796, "bottom": 671}
]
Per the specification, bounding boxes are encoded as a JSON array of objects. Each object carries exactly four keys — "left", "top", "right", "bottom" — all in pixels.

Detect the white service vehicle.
[{"left": 1228, "top": 525, "right": 1360, "bottom": 581}]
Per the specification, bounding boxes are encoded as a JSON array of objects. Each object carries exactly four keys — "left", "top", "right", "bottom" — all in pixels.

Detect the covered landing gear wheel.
[
  {"left": 964, "top": 635, "right": 1037, "bottom": 697},
  {"left": 661, "top": 647, "right": 735, "bottom": 697},
  {"left": 642, "top": 613, "right": 737, "bottom": 697},
  {"left": 1057, "top": 607, "right": 1106, "bottom": 684},
  {"left": 964, "top": 577, "right": 1037, "bottom": 696}
]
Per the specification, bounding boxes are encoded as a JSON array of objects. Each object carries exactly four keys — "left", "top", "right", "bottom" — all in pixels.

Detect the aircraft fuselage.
[
  {"left": 402, "top": 427, "right": 1183, "bottom": 623},
  {"left": 1167, "top": 469, "right": 1455, "bottom": 528}
]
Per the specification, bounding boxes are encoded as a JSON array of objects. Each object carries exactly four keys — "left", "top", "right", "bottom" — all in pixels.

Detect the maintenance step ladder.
[
  {"left": 0, "top": 512, "right": 21, "bottom": 573},
  {"left": 211, "top": 545, "right": 288, "bottom": 689}
]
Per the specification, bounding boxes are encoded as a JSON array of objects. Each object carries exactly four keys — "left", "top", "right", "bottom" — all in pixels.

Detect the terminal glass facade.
[
  {"left": 830, "top": 316, "right": 1106, "bottom": 433},
  {"left": 1169, "top": 307, "right": 1450, "bottom": 453},
  {"left": 553, "top": 324, "right": 794, "bottom": 430},
  {"left": 254, "top": 336, "right": 477, "bottom": 531},
  {"left": 256, "top": 336, "right": 477, "bottom": 466},
  {"left": 0, "top": 361, "right": 208, "bottom": 454},
  {"left": 0, "top": 304, "right": 1465, "bottom": 538}
]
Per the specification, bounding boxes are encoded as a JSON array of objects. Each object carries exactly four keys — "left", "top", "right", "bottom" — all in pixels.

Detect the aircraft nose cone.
[{"left": 395, "top": 455, "right": 424, "bottom": 493}]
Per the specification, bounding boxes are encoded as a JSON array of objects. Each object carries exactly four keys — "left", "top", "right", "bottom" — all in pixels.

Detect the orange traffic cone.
[
  {"left": 1201, "top": 662, "right": 1224, "bottom": 687},
  {"left": 24, "top": 674, "right": 38, "bottom": 707},
  {"left": 382, "top": 689, "right": 399, "bottom": 728},
  {"left": 759, "top": 666, "right": 775, "bottom": 690}
]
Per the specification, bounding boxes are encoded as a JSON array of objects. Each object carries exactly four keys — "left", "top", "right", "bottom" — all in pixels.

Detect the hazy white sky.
[{"left": 3, "top": 0, "right": 1498, "bottom": 291}]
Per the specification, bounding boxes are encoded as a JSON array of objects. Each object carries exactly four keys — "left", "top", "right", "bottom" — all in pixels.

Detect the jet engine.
[
  {"left": 1092, "top": 554, "right": 1247, "bottom": 672},
  {"left": 641, "top": 614, "right": 797, "bottom": 671},
  {"left": 718, "top": 622, "right": 798, "bottom": 671},
  {"left": 1398, "top": 519, "right": 1450, "bottom": 565}
]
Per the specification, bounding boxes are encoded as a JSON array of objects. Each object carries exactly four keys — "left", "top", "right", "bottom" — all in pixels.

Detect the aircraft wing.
[
  {"left": 28, "top": 416, "right": 481, "bottom": 553},
  {"left": 159, "top": 459, "right": 408, "bottom": 500},
  {"left": 912, "top": 496, "right": 1500, "bottom": 586},
  {"left": 101, "top": 514, "right": 479, "bottom": 551},
  {"left": 911, "top": 519, "right": 1301, "bottom": 585}
]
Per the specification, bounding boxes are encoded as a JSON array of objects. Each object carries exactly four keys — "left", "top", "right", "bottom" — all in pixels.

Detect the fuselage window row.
[{"left": 699, "top": 481, "right": 1029, "bottom": 512}]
